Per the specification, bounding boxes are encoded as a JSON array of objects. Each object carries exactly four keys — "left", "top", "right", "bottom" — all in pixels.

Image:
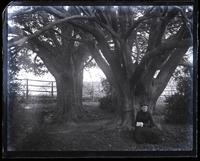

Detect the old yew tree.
[
  {"left": 7, "top": 6, "right": 193, "bottom": 128},
  {"left": 7, "top": 6, "right": 94, "bottom": 122}
]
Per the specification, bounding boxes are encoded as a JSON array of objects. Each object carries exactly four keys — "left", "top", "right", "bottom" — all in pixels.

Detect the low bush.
[
  {"left": 98, "top": 95, "right": 118, "bottom": 112},
  {"left": 164, "top": 77, "right": 193, "bottom": 124}
]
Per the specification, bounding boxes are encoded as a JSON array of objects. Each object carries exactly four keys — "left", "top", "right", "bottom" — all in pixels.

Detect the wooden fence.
[
  {"left": 15, "top": 78, "right": 177, "bottom": 103},
  {"left": 14, "top": 78, "right": 104, "bottom": 101},
  {"left": 16, "top": 78, "right": 57, "bottom": 100}
]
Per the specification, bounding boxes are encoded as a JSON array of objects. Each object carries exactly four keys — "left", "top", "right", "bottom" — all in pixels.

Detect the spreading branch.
[
  {"left": 8, "top": 15, "right": 94, "bottom": 48},
  {"left": 130, "top": 37, "right": 192, "bottom": 87},
  {"left": 82, "top": 57, "right": 94, "bottom": 70}
]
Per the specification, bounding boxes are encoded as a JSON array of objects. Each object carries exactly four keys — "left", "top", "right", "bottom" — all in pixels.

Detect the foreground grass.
[{"left": 8, "top": 102, "right": 193, "bottom": 151}]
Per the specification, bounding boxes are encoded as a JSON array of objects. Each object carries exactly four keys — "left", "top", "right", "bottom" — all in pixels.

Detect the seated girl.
[{"left": 134, "top": 104, "right": 163, "bottom": 144}]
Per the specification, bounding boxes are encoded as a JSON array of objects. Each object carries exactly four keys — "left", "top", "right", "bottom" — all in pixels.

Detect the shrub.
[
  {"left": 164, "top": 77, "right": 193, "bottom": 124},
  {"left": 99, "top": 95, "right": 117, "bottom": 112},
  {"left": 99, "top": 78, "right": 120, "bottom": 112}
]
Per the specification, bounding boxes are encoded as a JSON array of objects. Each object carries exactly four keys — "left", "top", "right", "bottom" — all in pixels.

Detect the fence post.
[
  {"left": 26, "top": 79, "right": 29, "bottom": 101},
  {"left": 51, "top": 81, "right": 54, "bottom": 97},
  {"left": 92, "top": 82, "right": 94, "bottom": 101}
]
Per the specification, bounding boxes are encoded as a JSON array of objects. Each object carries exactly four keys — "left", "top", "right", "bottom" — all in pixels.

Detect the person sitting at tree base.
[{"left": 134, "top": 104, "right": 163, "bottom": 144}]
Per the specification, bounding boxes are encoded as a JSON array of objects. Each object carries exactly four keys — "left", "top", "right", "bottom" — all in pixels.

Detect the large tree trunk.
[
  {"left": 34, "top": 45, "right": 86, "bottom": 124},
  {"left": 55, "top": 73, "right": 83, "bottom": 123},
  {"left": 120, "top": 95, "right": 135, "bottom": 129},
  {"left": 135, "top": 80, "right": 159, "bottom": 114},
  {"left": 75, "top": 69, "right": 83, "bottom": 111},
  {"left": 118, "top": 77, "right": 163, "bottom": 129},
  {"left": 115, "top": 83, "right": 136, "bottom": 129},
  {"left": 118, "top": 91, "right": 158, "bottom": 129}
]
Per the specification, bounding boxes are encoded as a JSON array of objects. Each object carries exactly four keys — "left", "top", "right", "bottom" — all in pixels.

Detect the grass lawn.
[{"left": 8, "top": 101, "right": 193, "bottom": 151}]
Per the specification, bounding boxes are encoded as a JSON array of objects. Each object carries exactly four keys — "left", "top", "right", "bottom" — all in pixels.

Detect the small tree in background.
[{"left": 164, "top": 66, "right": 193, "bottom": 124}]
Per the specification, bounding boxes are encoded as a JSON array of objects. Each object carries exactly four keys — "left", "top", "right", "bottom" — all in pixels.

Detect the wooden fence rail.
[
  {"left": 15, "top": 78, "right": 177, "bottom": 102},
  {"left": 16, "top": 79, "right": 57, "bottom": 100}
]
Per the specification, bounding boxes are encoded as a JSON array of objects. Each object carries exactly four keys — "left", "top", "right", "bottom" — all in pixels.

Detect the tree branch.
[
  {"left": 145, "top": 38, "right": 192, "bottom": 60},
  {"left": 86, "top": 43, "right": 114, "bottom": 84},
  {"left": 82, "top": 57, "right": 94, "bottom": 70},
  {"left": 124, "top": 15, "right": 155, "bottom": 40},
  {"left": 135, "top": 32, "right": 141, "bottom": 64},
  {"left": 68, "top": 21, "right": 116, "bottom": 68},
  {"left": 94, "top": 19, "right": 121, "bottom": 41},
  {"left": 153, "top": 46, "right": 189, "bottom": 98},
  {"left": 130, "top": 37, "right": 192, "bottom": 87},
  {"left": 8, "top": 15, "right": 94, "bottom": 48}
]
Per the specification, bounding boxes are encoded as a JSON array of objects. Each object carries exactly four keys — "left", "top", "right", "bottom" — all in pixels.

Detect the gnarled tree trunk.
[
  {"left": 74, "top": 69, "right": 83, "bottom": 111},
  {"left": 55, "top": 72, "right": 83, "bottom": 123}
]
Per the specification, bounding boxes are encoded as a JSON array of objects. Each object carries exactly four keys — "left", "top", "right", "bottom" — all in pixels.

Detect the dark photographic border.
[{"left": 2, "top": 0, "right": 198, "bottom": 158}]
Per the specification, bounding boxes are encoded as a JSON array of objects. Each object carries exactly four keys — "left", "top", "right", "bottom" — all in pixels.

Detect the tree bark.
[
  {"left": 30, "top": 38, "right": 87, "bottom": 123},
  {"left": 55, "top": 73, "right": 82, "bottom": 123},
  {"left": 75, "top": 69, "right": 83, "bottom": 110},
  {"left": 120, "top": 95, "right": 134, "bottom": 129}
]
